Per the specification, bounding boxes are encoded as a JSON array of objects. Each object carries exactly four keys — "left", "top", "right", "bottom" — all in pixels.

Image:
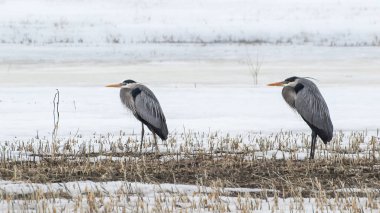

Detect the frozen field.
[
  {"left": 1, "top": 44, "right": 380, "bottom": 139},
  {"left": 1, "top": 0, "right": 380, "bottom": 212},
  {"left": 1, "top": 46, "right": 380, "bottom": 211},
  {"left": 1, "top": 45, "right": 380, "bottom": 213},
  {"left": 1, "top": 82, "right": 380, "bottom": 140},
  {"left": 1, "top": 178, "right": 379, "bottom": 212}
]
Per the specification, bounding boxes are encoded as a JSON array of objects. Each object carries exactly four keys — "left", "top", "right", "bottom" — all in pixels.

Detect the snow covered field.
[
  {"left": 1, "top": 0, "right": 380, "bottom": 212},
  {"left": 0, "top": 0, "right": 380, "bottom": 46},
  {"left": 1, "top": 82, "right": 380, "bottom": 140},
  {"left": 1, "top": 45, "right": 380, "bottom": 139},
  {"left": 1, "top": 50, "right": 379, "bottom": 212},
  {"left": 1, "top": 180, "right": 378, "bottom": 212}
]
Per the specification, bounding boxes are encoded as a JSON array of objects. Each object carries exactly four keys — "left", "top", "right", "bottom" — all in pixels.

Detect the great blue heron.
[
  {"left": 268, "top": 76, "right": 333, "bottom": 159},
  {"left": 106, "top": 80, "right": 168, "bottom": 152}
]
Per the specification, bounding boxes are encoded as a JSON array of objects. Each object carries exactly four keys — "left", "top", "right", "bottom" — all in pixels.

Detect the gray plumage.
[
  {"left": 274, "top": 76, "right": 333, "bottom": 159},
  {"left": 107, "top": 79, "right": 168, "bottom": 153},
  {"left": 120, "top": 83, "right": 168, "bottom": 140}
]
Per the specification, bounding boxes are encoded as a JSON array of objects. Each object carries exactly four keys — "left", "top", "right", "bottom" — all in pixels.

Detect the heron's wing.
[
  {"left": 295, "top": 85, "right": 333, "bottom": 133},
  {"left": 134, "top": 86, "right": 168, "bottom": 136}
]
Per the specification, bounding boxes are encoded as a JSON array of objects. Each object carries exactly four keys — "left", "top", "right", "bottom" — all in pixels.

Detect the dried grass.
[{"left": 0, "top": 130, "right": 379, "bottom": 212}]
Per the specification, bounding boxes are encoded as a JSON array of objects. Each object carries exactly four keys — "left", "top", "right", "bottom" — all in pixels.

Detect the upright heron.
[
  {"left": 268, "top": 76, "right": 333, "bottom": 159},
  {"left": 106, "top": 80, "right": 168, "bottom": 152}
]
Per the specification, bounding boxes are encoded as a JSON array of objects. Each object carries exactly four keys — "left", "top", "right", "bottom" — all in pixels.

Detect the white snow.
[
  {"left": 0, "top": 45, "right": 379, "bottom": 163},
  {"left": 0, "top": 85, "right": 379, "bottom": 140},
  {"left": 0, "top": 180, "right": 378, "bottom": 212},
  {"left": 0, "top": 0, "right": 379, "bottom": 211},
  {"left": 0, "top": 0, "right": 379, "bottom": 46},
  {"left": 1, "top": 45, "right": 380, "bottom": 139}
]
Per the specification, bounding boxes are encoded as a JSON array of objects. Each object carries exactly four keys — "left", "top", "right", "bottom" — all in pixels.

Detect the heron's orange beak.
[
  {"left": 267, "top": 81, "right": 285, "bottom": 86},
  {"left": 106, "top": 83, "right": 122, "bottom": 88}
]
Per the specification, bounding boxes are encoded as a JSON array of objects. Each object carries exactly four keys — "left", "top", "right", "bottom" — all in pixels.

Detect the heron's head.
[
  {"left": 267, "top": 76, "right": 299, "bottom": 87},
  {"left": 106, "top": 79, "right": 137, "bottom": 88}
]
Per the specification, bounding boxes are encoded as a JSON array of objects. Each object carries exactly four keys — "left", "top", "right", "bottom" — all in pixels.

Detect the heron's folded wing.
[
  {"left": 295, "top": 87, "right": 332, "bottom": 131},
  {"left": 134, "top": 89, "right": 166, "bottom": 130}
]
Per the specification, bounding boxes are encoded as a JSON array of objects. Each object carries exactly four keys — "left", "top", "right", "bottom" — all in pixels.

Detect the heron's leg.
[
  {"left": 310, "top": 131, "right": 317, "bottom": 160},
  {"left": 153, "top": 133, "right": 159, "bottom": 153},
  {"left": 140, "top": 123, "right": 144, "bottom": 153}
]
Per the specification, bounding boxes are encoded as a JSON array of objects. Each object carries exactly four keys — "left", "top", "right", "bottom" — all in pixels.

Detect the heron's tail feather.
[
  {"left": 146, "top": 122, "right": 168, "bottom": 141},
  {"left": 158, "top": 123, "right": 168, "bottom": 140}
]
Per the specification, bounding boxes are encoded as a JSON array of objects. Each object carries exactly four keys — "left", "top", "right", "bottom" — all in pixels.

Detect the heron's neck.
[{"left": 282, "top": 86, "right": 297, "bottom": 108}]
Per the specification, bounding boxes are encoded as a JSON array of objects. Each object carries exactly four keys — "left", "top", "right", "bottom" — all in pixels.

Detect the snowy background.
[
  {"left": 1, "top": 0, "right": 380, "bottom": 211},
  {"left": 0, "top": 0, "right": 380, "bottom": 46},
  {"left": 0, "top": 0, "right": 379, "bottom": 139}
]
